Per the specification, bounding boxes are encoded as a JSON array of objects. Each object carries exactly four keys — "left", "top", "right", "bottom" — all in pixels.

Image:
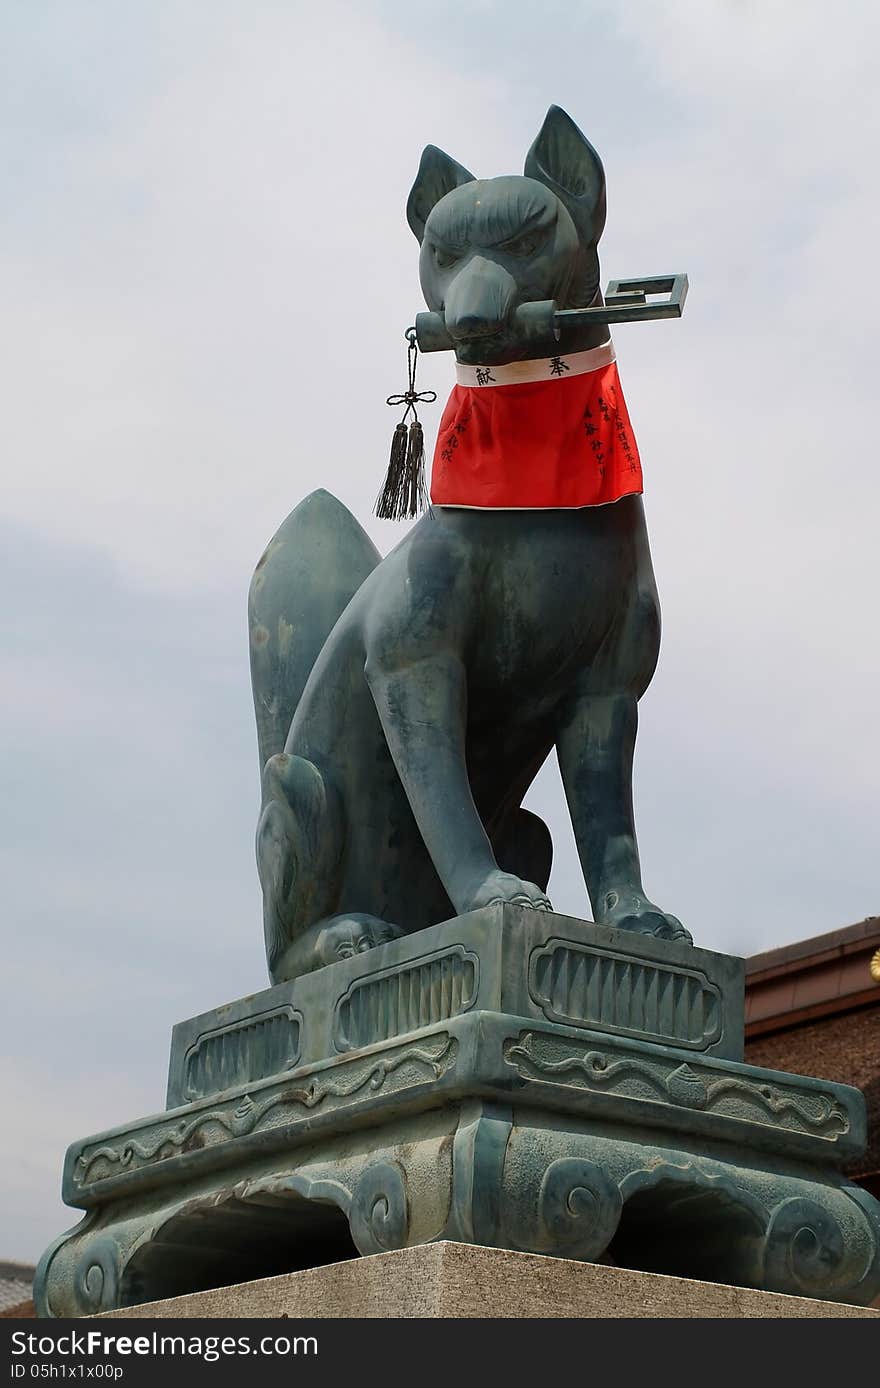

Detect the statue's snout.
[{"left": 443, "top": 256, "right": 518, "bottom": 343}]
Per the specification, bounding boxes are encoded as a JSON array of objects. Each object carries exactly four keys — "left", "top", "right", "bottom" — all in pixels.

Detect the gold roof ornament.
[{"left": 870, "top": 948, "right": 880, "bottom": 983}]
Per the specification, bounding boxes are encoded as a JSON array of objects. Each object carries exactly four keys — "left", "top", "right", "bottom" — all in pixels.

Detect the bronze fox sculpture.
[{"left": 249, "top": 106, "right": 689, "bottom": 984}]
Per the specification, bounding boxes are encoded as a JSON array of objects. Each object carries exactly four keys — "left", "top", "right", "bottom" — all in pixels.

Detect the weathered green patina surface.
[
  {"left": 35, "top": 107, "right": 880, "bottom": 1314},
  {"left": 35, "top": 910, "right": 880, "bottom": 1313}
]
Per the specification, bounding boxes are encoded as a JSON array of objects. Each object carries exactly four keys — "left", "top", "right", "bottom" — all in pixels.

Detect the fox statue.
[{"left": 249, "top": 105, "right": 689, "bottom": 985}]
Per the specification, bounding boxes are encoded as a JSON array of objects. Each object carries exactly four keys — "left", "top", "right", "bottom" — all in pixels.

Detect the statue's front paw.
[
  {"left": 598, "top": 889, "right": 692, "bottom": 944},
  {"left": 464, "top": 870, "right": 552, "bottom": 914}
]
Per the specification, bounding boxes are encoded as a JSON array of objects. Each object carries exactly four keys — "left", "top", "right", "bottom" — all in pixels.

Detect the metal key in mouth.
[{"left": 414, "top": 273, "right": 689, "bottom": 352}]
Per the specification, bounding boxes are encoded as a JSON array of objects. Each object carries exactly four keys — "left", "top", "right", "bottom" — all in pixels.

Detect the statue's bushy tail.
[{"left": 248, "top": 489, "right": 380, "bottom": 770}]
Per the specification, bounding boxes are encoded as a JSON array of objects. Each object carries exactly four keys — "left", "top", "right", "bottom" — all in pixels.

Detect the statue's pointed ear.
[
  {"left": 406, "top": 145, "right": 476, "bottom": 242},
  {"left": 524, "top": 106, "right": 606, "bottom": 247}
]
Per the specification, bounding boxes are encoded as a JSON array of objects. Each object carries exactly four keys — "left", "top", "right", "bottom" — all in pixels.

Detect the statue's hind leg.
[
  {"left": 257, "top": 752, "right": 340, "bottom": 982},
  {"left": 257, "top": 753, "right": 404, "bottom": 983}
]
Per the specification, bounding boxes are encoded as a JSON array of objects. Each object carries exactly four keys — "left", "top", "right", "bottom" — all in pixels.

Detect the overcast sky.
[{"left": 2, "top": 0, "right": 879, "bottom": 1263}]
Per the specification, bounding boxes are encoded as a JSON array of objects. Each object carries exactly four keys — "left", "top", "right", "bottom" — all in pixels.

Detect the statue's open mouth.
[{"left": 453, "top": 332, "right": 529, "bottom": 367}]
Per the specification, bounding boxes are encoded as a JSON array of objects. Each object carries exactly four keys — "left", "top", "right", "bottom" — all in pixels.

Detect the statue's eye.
[
  {"left": 432, "top": 244, "right": 461, "bottom": 270},
  {"left": 502, "top": 230, "right": 543, "bottom": 258}
]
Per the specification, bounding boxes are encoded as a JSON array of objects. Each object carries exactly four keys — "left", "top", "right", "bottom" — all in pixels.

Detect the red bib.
[{"left": 430, "top": 342, "right": 642, "bottom": 510}]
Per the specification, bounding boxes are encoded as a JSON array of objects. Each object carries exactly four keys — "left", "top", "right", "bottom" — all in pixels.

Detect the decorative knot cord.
[{"left": 375, "top": 328, "right": 436, "bottom": 520}]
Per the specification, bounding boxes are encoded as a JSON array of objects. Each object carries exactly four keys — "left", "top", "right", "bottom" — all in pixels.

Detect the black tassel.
[
  {"left": 404, "top": 420, "right": 428, "bottom": 518},
  {"left": 375, "top": 423, "right": 410, "bottom": 519},
  {"left": 376, "top": 327, "right": 436, "bottom": 520}
]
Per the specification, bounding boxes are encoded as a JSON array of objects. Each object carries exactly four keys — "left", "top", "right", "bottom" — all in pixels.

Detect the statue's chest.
[{"left": 467, "top": 517, "right": 637, "bottom": 693}]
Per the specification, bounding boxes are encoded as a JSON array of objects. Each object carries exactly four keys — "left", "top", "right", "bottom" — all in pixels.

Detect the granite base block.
[
  {"left": 35, "top": 906, "right": 880, "bottom": 1316},
  {"left": 100, "top": 1242, "right": 880, "bottom": 1319}
]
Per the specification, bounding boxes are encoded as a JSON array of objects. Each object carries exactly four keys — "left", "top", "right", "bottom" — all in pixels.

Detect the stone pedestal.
[
  {"left": 36, "top": 906, "right": 880, "bottom": 1316},
  {"left": 100, "top": 1242, "right": 879, "bottom": 1319}
]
